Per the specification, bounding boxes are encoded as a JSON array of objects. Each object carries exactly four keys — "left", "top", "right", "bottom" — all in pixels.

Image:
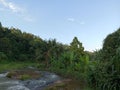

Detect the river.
[{"left": 0, "top": 68, "right": 91, "bottom": 90}]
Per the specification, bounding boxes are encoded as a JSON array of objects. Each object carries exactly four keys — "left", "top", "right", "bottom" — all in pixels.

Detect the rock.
[
  {"left": 6, "top": 70, "right": 41, "bottom": 80},
  {"left": 7, "top": 85, "right": 30, "bottom": 90},
  {"left": 22, "top": 80, "right": 47, "bottom": 89},
  {"left": 21, "top": 72, "right": 61, "bottom": 90},
  {"left": 0, "top": 72, "right": 8, "bottom": 78}
]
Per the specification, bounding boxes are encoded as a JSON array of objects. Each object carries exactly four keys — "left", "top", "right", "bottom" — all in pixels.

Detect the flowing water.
[
  {"left": 0, "top": 73, "right": 28, "bottom": 90},
  {"left": 0, "top": 71, "right": 61, "bottom": 90},
  {"left": 0, "top": 70, "right": 91, "bottom": 90}
]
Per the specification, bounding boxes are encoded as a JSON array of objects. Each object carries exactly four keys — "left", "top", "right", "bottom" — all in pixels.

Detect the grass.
[{"left": 0, "top": 61, "right": 37, "bottom": 73}]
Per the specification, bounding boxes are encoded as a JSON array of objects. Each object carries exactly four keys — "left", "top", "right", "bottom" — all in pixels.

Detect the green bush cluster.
[{"left": 88, "top": 28, "right": 120, "bottom": 90}]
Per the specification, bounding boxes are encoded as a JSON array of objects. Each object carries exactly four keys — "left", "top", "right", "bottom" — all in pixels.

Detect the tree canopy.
[{"left": 103, "top": 28, "right": 120, "bottom": 60}]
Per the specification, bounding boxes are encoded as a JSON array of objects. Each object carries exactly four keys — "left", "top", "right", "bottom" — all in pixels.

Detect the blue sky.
[{"left": 0, "top": 0, "right": 120, "bottom": 51}]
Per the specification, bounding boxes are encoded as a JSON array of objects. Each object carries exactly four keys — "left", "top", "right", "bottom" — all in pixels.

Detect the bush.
[
  {"left": 0, "top": 52, "right": 8, "bottom": 61},
  {"left": 88, "top": 45, "right": 120, "bottom": 89},
  {"left": 87, "top": 28, "right": 120, "bottom": 90}
]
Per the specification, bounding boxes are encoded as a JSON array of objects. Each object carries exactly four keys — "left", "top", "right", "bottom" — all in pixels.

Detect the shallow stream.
[{"left": 0, "top": 69, "right": 90, "bottom": 90}]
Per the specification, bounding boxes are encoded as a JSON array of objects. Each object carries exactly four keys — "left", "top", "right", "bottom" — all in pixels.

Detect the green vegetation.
[
  {"left": 20, "top": 74, "right": 32, "bottom": 80},
  {"left": 87, "top": 28, "right": 120, "bottom": 90},
  {"left": 0, "top": 22, "right": 120, "bottom": 89},
  {"left": 0, "top": 61, "right": 37, "bottom": 73}
]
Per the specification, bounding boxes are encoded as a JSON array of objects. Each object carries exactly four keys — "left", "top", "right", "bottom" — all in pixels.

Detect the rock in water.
[{"left": 7, "top": 85, "right": 30, "bottom": 90}]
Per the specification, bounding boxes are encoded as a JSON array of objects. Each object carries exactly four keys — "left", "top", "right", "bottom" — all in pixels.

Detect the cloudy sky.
[{"left": 0, "top": 0, "right": 120, "bottom": 51}]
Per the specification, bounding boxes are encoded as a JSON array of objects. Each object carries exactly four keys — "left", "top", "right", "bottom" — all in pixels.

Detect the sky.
[{"left": 0, "top": 0, "right": 120, "bottom": 51}]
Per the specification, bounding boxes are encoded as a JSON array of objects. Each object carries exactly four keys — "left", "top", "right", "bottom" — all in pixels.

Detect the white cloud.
[
  {"left": 67, "top": 18, "right": 75, "bottom": 22},
  {"left": 0, "top": 0, "right": 34, "bottom": 22},
  {"left": 67, "top": 18, "right": 85, "bottom": 25},
  {"left": 0, "top": 0, "right": 23, "bottom": 13}
]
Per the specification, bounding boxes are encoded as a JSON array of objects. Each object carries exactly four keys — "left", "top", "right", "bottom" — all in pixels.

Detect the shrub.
[
  {"left": 87, "top": 28, "right": 120, "bottom": 90},
  {"left": 0, "top": 52, "right": 8, "bottom": 61}
]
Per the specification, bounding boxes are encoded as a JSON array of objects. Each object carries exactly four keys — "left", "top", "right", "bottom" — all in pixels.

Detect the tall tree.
[{"left": 70, "top": 37, "right": 84, "bottom": 56}]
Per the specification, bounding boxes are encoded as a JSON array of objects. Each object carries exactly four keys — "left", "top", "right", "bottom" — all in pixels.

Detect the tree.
[
  {"left": 70, "top": 37, "right": 84, "bottom": 58},
  {"left": 88, "top": 28, "right": 120, "bottom": 90},
  {"left": 103, "top": 28, "right": 120, "bottom": 60}
]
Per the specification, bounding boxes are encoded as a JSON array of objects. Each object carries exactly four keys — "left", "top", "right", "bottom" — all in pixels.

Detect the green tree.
[
  {"left": 70, "top": 37, "right": 84, "bottom": 62},
  {"left": 88, "top": 28, "right": 120, "bottom": 90},
  {"left": 70, "top": 37, "right": 84, "bottom": 54},
  {"left": 103, "top": 28, "right": 120, "bottom": 60}
]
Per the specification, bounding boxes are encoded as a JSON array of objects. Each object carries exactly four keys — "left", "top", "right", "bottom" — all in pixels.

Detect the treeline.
[
  {"left": 0, "top": 22, "right": 66, "bottom": 62},
  {"left": 0, "top": 22, "right": 87, "bottom": 66}
]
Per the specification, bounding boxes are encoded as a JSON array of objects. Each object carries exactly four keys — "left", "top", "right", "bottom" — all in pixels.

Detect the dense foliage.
[
  {"left": 0, "top": 22, "right": 65, "bottom": 63},
  {"left": 0, "top": 22, "right": 120, "bottom": 90},
  {"left": 88, "top": 28, "right": 120, "bottom": 90}
]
